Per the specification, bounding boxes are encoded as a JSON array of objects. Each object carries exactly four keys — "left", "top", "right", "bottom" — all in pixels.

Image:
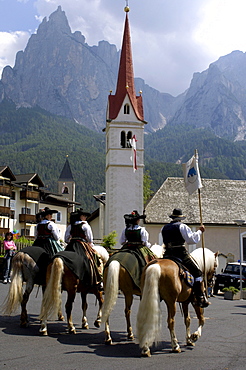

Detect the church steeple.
[
  {"left": 58, "top": 157, "right": 74, "bottom": 182},
  {"left": 57, "top": 157, "right": 75, "bottom": 208},
  {"left": 104, "top": 6, "right": 147, "bottom": 246},
  {"left": 107, "top": 7, "right": 144, "bottom": 121}
]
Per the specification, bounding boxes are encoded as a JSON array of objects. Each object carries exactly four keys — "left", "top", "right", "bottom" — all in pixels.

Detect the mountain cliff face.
[
  {"left": 0, "top": 6, "right": 176, "bottom": 133},
  {"left": 1, "top": 7, "right": 246, "bottom": 140},
  {"left": 171, "top": 50, "right": 246, "bottom": 141}
]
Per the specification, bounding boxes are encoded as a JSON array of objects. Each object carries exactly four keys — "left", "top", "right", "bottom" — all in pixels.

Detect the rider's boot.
[{"left": 193, "top": 280, "right": 210, "bottom": 308}]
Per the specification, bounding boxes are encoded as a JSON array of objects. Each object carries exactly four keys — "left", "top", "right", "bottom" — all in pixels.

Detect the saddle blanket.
[
  {"left": 163, "top": 255, "right": 194, "bottom": 288},
  {"left": 16, "top": 246, "right": 51, "bottom": 285},
  {"left": 105, "top": 249, "right": 146, "bottom": 289}
]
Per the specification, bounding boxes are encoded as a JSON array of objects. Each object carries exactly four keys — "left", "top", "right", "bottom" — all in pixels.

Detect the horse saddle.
[{"left": 163, "top": 255, "right": 194, "bottom": 288}]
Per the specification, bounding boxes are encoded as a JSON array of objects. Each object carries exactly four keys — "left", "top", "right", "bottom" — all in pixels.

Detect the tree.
[{"left": 143, "top": 170, "right": 154, "bottom": 205}]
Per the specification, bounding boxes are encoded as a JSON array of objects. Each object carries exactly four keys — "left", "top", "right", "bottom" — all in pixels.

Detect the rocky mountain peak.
[
  {"left": 37, "top": 6, "right": 71, "bottom": 36},
  {"left": 1, "top": 7, "right": 246, "bottom": 139}
]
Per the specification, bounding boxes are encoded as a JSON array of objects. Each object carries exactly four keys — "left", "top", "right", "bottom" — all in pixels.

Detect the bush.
[
  {"left": 222, "top": 286, "right": 239, "bottom": 294},
  {"left": 102, "top": 231, "right": 117, "bottom": 250}
]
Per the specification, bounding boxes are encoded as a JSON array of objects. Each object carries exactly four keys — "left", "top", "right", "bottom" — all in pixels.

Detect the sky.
[{"left": 1, "top": 0, "right": 246, "bottom": 96}]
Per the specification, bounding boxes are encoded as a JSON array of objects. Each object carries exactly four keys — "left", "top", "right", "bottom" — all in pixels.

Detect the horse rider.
[
  {"left": 64, "top": 209, "right": 103, "bottom": 290},
  {"left": 161, "top": 208, "right": 210, "bottom": 308},
  {"left": 33, "top": 207, "right": 63, "bottom": 258},
  {"left": 119, "top": 210, "right": 156, "bottom": 263}
]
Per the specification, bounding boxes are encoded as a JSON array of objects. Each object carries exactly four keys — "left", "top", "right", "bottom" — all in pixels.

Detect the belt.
[
  {"left": 71, "top": 237, "right": 87, "bottom": 242},
  {"left": 166, "top": 243, "right": 185, "bottom": 248}
]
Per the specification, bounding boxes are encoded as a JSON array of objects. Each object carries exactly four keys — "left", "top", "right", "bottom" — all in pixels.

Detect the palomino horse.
[
  {"left": 136, "top": 247, "right": 219, "bottom": 357},
  {"left": 39, "top": 245, "right": 109, "bottom": 335},
  {"left": 101, "top": 244, "right": 164, "bottom": 344},
  {"left": 2, "top": 246, "right": 64, "bottom": 327}
]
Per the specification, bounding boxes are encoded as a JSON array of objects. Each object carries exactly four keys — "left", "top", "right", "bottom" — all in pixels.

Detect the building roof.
[
  {"left": 41, "top": 193, "right": 80, "bottom": 206},
  {"left": 0, "top": 166, "right": 16, "bottom": 181},
  {"left": 58, "top": 158, "right": 74, "bottom": 181},
  {"left": 145, "top": 177, "right": 246, "bottom": 225},
  {"left": 14, "top": 173, "right": 44, "bottom": 187},
  {"left": 107, "top": 11, "right": 144, "bottom": 121}
]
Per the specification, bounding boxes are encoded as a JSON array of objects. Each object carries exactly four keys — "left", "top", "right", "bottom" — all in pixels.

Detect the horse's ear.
[{"left": 215, "top": 251, "right": 219, "bottom": 257}]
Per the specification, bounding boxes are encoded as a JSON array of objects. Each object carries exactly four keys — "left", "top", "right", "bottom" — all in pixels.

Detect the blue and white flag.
[{"left": 182, "top": 155, "right": 202, "bottom": 195}]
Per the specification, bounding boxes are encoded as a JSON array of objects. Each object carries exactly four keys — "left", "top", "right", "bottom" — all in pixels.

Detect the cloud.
[
  {"left": 2, "top": 0, "right": 246, "bottom": 95},
  {"left": 0, "top": 31, "right": 30, "bottom": 77}
]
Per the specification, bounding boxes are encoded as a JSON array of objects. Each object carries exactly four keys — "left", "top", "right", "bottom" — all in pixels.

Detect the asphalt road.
[{"left": 0, "top": 282, "right": 246, "bottom": 370}]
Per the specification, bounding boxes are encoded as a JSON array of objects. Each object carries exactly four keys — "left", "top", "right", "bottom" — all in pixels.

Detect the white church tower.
[{"left": 105, "top": 6, "right": 147, "bottom": 246}]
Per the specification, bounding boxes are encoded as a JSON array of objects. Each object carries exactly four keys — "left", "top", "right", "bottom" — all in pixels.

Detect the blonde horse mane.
[
  {"left": 191, "top": 247, "right": 219, "bottom": 273},
  {"left": 93, "top": 245, "right": 109, "bottom": 264},
  {"left": 150, "top": 244, "right": 164, "bottom": 258}
]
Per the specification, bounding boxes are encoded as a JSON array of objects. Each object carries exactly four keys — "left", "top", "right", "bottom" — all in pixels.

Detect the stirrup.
[
  {"left": 196, "top": 295, "right": 210, "bottom": 308},
  {"left": 96, "top": 282, "right": 104, "bottom": 291}
]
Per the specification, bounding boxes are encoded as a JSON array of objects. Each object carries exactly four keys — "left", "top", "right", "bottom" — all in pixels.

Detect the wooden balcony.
[
  {"left": 20, "top": 190, "right": 40, "bottom": 201},
  {"left": 0, "top": 185, "right": 12, "bottom": 197},
  {"left": 0, "top": 206, "right": 11, "bottom": 216},
  {"left": 19, "top": 214, "right": 37, "bottom": 224},
  {"left": 0, "top": 227, "right": 9, "bottom": 236}
]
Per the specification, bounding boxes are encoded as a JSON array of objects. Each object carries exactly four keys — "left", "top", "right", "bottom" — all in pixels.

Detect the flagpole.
[{"left": 195, "top": 149, "right": 208, "bottom": 295}]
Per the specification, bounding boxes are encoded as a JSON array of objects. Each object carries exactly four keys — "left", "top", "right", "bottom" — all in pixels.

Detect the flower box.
[
  {"left": 224, "top": 291, "right": 240, "bottom": 300},
  {"left": 242, "top": 291, "right": 246, "bottom": 300}
]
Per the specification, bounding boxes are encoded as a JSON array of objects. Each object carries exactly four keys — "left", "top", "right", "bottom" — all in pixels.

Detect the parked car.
[{"left": 214, "top": 262, "right": 246, "bottom": 294}]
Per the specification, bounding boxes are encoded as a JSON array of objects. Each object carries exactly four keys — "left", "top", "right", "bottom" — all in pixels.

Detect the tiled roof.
[
  {"left": 0, "top": 166, "right": 16, "bottom": 181},
  {"left": 14, "top": 173, "right": 44, "bottom": 187},
  {"left": 145, "top": 177, "right": 246, "bottom": 225}
]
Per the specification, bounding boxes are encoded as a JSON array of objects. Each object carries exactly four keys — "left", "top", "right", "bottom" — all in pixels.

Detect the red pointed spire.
[{"left": 108, "top": 12, "right": 144, "bottom": 121}]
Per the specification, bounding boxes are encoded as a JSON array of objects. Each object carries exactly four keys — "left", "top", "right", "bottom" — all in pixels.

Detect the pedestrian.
[
  {"left": 3, "top": 232, "right": 16, "bottom": 283},
  {"left": 33, "top": 207, "right": 63, "bottom": 258},
  {"left": 161, "top": 208, "right": 209, "bottom": 308}
]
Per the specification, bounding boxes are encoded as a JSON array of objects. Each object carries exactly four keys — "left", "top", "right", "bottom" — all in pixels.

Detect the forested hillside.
[
  {"left": 0, "top": 100, "right": 105, "bottom": 211},
  {"left": 1, "top": 100, "right": 246, "bottom": 210},
  {"left": 145, "top": 123, "right": 246, "bottom": 193}
]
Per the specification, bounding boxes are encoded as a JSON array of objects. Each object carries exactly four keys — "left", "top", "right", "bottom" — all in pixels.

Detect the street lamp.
[{"left": 233, "top": 219, "right": 245, "bottom": 299}]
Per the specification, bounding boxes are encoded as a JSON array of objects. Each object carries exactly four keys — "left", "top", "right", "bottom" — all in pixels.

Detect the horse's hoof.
[
  {"left": 186, "top": 340, "right": 195, "bottom": 347},
  {"left": 128, "top": 334, "right": 134, "bottom": 340},
  {"left": 82, "top": 323, "right": 89, "bottom": 330},
  {"left": 141, "top": 349, "right": 151, "bottom": 357},
  {"left": 172, "top": 347, "right": 181, "bottom": 353},
  {"left": 191, "top": 333, "right": 199, "bottom": 342},
  {"left": 39, "top": 330, "right": 48, "bottom": 336},
  {"left": 20, "top": 322, "right": 29, "bottom": 328},
  {"left": 105, "top": 338, "right": 112, "bottom": 345},
  {"left": 94, "top": 320, "right": 101, "bottom": 328},
  {"left": 69, "top": 328, "right": 76, "bottom": 334},
  {"left": 58, "top": 315, "right": 65, "bottom": 322}
]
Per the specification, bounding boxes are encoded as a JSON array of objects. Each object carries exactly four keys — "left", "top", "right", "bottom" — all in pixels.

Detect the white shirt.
[
  {"left": 65, "top": 220, "right": 93, "bottom": 244},
  {"left": 36, "top": 219, "right": 60, "bottom": 241},
  {"left": 179, "top": 223, "right": 202, "bottom": 245},
  {"left": 119, "top": 224, "right": 151, "bottom": 248}
]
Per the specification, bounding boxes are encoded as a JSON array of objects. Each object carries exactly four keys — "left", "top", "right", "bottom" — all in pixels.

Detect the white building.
[
  {"left": 0, "top": 162, "right": 79, "bottom": 243},
  {"left": 104, "top": 7, "right": 147, "bottom": 247}
]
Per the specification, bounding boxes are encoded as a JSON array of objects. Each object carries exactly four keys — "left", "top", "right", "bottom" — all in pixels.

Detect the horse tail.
[
  {"left": 39, "top": 257, "right": 64, "bottom": 321},
  {"left": 101, "top": 260, "right": 120, "bottom": 323},
  {"left": 2, "top": 252, "right": 25, "bottom": 315},
  {"left": 136, "top": 263, "right": 162, "bottom": 349}
]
